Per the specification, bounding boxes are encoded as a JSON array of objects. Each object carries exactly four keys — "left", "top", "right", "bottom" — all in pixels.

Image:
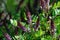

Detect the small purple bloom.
[{"left": 4, "top": 33, "right": 12, "bottom": 40}]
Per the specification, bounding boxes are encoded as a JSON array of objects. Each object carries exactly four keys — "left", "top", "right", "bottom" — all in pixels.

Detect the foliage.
[{"left": 0, "top": 0, "right": 60, "bottom": 40}]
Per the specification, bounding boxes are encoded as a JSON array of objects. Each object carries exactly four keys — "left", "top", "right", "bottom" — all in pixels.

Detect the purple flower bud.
[
  {"left": 40, "top": 0, "right": 50, "bottom": 12},
  {"left": 50, "top": 19, "right": 55, "bottom": 35},
  {"left": 26, "top": 7, "right": 32, "bottom": 24},
  {"left": 4, "top": 33, "right": 12, "bottom": 40},
  {"left": 17, "top": 21, "right": 27, "bottom": 32},
  {"left": 40, "top": 0, "right": 46, "bottom": 9},
  {"left": 51, "top": 20, "right": 55, "bottom": 30}
]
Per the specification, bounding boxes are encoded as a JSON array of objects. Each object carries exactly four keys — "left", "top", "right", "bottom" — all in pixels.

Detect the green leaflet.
[{"left": 10, "top": 19, "right": 17, "bottom": 26}]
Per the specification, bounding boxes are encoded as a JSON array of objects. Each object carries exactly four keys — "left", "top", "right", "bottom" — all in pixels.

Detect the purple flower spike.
[
  {"left": 4, "top": 33, "right": 12, "bottom": 40},
  {"left": 40, "top": 0, "right": 50, "bottom": 12},
  {"left": 50, "top": 19, "right": 55, "bottom": 35},
  {"left": 17, "top": 21, "right": 27, "bottom": 32},
  {"left": 51, "top": 20, "right": 55, "bottom": 30},
  {"left": 26, "top": 7, "right": 32, "bottom": 24}
]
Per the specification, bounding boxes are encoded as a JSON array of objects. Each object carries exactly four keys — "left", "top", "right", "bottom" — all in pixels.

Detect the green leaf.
[
  {"left": 10, "top": 19, "right": 17, "bottom": 26},
  {"left": 53, "top": 1, "right": 60, "bottom": 9}
]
